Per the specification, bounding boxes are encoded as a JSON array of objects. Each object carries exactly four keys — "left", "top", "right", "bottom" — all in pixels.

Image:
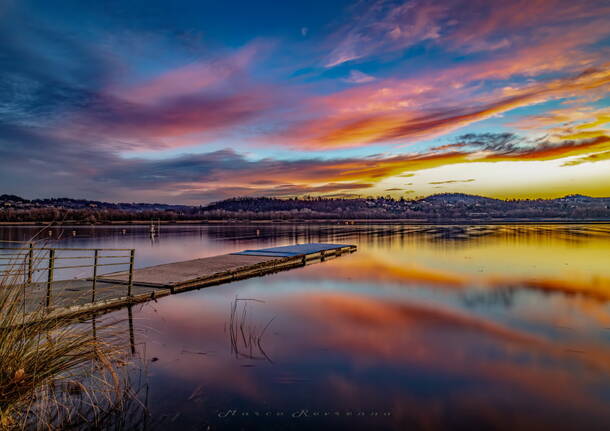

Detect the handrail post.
[
  {"left": 91, "top": 249, "right": 99, "bottom": 303},
  {"left": 27, "top": 243, "right": 33, "bottom": 284},
  {"left": 127, "top": 249, "right": 135, "bottom": 297},
  {"left": 46, "top": 249, "right": 55, "bottom": 308}
]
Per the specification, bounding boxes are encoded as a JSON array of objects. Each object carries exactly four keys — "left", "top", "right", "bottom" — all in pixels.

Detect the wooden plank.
[
  {"left": 13, "top": 279, "right": 171, "bottom": 315},
  {"left": 97, "top": 254, "right": 280, "bottom": 287},
  {"left": 99, "top": 243, "right": 355, "bottom": 289}
]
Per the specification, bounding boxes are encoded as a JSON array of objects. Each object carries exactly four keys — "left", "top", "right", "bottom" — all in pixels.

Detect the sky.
[{"left": 1, "top": 0, "right": 609, "bottom": 204}]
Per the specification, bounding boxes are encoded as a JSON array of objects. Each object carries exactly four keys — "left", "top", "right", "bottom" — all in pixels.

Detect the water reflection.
[
  {"left": 2, "top": 224, "right": 610, "bottom": 429},
  {"left": 133, "top": 286, "right": 610, "bottom": 429}
]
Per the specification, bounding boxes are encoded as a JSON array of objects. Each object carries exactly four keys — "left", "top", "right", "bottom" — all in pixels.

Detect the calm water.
[{"left": 2, "top": 224, "right": 610, "bottom": 430}]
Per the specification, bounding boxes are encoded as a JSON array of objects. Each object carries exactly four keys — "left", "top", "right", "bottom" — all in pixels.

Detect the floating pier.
[
  {"left": 98, "top": 243, "right": 356, "bottom": 291},
  {"left": 5, "top": 243, "right": 356, "bottom": 320}
]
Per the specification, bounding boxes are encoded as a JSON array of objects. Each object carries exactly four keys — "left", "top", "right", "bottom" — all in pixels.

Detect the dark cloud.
[
  {"left": 268, "top": 182, "right": 373, "bottom": 195},
  {"left": 451, "top": 133, "right": 524, "bottom": 152},
  {"left": 0, "top": 19, "right": 112, "bottom": 127},
  {"left": 167, "top": 181, "right": 373, "bottom": 203},
  {"left": 431, "top": 133, "right": 524, "bottom": 153}
]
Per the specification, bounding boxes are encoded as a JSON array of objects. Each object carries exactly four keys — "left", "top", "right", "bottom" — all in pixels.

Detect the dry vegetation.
[
  {"left": 227, "top": 297, "right": 275, "bottom": 363},
  {"left": 0, "top": 245, "right": 144, "bottom": 430}
]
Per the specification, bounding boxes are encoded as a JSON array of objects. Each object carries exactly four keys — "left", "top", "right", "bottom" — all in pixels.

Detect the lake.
[{"left": 2, "top": 223, "right": 610, "bottom": 430}]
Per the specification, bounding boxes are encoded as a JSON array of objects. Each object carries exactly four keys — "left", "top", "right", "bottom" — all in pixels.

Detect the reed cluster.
[
  {"left": 228, "top": 297, "right": 274, "bottom": 363},
  {"left": 0, "top": 246, "right": 138, "bottom": 430}
]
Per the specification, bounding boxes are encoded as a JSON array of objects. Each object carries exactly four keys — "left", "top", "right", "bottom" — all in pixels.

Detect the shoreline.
[{"left": 1, "top": 218, "right": 610, "bottom": 227}]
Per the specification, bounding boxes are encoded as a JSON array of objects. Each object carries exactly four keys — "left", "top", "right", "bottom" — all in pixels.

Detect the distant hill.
[
  {"left": 0, "top": 195, "right": 191, "bottom": 212},
  {"left": 202, "top": 196, "right": 374, "bottom": 213},
  {"left": 421, "top": 193, "right": 500, "bottom": 204},
  {"left": 558, "top": 194, "right": 600, "bottom": 202},
  {"left": 0, "top": 194, "right": 27, "bottom": 202},
  {"left": 202, "top": 193, "right": 610, "bottom": 210},
  {"left": 198, "top": 194, "right": 610, "bottom": 220},
  {"left": 1, "top": 193, "right": 610, "bottom": 222}
]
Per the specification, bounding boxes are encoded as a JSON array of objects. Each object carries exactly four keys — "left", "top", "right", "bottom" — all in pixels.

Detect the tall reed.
[
  {"left": 0, "top": 242, "right": 139, "bottom": 429},
  {"left": 227, "top": 297, "right": 275, "bottom": 363}
]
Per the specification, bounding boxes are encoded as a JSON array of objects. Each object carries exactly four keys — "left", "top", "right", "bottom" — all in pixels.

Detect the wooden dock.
[{"left": 17, "top": 243, "right": 356, "bottom": 320}]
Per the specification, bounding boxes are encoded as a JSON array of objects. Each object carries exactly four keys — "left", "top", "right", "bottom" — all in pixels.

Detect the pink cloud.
[
  {"left": 115, "top": 42, "right": 263, "bottom": 104},
  {"left": 268, "top": 47, "right": 610, "bottom": 149},
  {"left": 325, "top": 0, "right": 446, "bottom": 67},
  {"left": 325, "top": 0, "right": 610, "bottom": 67},
  {"left": 53, "top": 42, "right": 282, "bottom": 151}
]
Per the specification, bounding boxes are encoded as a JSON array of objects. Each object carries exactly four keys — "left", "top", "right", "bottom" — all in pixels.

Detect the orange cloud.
[
  {"left": 162, "top": 133, "right": 610, "bottom": 202},
  {"left": 273, "top": 64, "right": 610, "bottom": 150},
  {"left": 285, "top": 2, "right": 610, "bottom": 151},
  {"left": 512, "top": 106, "right": 610, "bottom": 130},
  {"left": 510, "top": 106, "right": 610, "bottom": 147}
]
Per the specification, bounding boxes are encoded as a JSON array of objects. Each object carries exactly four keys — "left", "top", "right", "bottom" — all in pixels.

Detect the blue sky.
[{"left": 1, "top": 0, "right": 609, "bottom": 203}]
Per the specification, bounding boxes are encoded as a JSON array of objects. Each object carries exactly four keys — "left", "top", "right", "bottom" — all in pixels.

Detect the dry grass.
[
  {"left": 227, "top": 297, "right": 275, "bottom": 363},
  {"left": 0, "top": 243, "right": 142, "bottom": 430}
]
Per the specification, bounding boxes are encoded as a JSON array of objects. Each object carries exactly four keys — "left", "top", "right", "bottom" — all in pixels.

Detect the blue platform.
[{"left": 231, "top": 243, "right": 354, "bottom": 257}]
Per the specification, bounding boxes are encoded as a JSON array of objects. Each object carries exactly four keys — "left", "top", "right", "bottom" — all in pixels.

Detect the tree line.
[{"left": 1, "top": 194, "right": 609, "bottom": 222}]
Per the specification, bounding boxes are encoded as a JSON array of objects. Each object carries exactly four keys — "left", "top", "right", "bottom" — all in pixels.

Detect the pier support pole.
[
  {"left": 128, "top": 305, "right": 136, "bottom": 354},
  {"left": 127, "top": 249, "right": 135, "bottom": 297}
]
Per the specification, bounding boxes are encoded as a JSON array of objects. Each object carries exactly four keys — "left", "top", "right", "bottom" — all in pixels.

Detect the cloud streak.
[
  {"left": 2, "top": 118, "right": 608, "bottom": 203},
  {"left": 1, "top": 0, "right": 610, "bottom": 201},
  {"left": 324, "top": 0, "right": 610, "bottom": 67},
  {"left": 271, "top": 65, "right": 610, "bottom": 149}
]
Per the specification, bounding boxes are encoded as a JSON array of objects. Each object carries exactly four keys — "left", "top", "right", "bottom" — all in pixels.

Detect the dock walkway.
[{"left": 18, "top": 243, "right": 356, "bottom": 319}]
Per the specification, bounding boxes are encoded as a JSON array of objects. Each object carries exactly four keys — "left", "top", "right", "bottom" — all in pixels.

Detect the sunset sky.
[{"left": 1, "top": 0, "right": 609, "bottom": 204}]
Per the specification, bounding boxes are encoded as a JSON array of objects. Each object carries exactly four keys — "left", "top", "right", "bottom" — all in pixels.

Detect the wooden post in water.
[
  {"left": 46, "top": 249, "right": 55, "bottom": 308},
  {"left": 127, "top": 249, "right": 135, "bottom": 297},
  {"left": 27, "top": 243, "right": 33, "bottom": 284},
  {"left": 91, "top": 249, "right": 99, "bottom": 303},
  {"left": 127, "top": 305, "right": 136, "bottom": 354}
]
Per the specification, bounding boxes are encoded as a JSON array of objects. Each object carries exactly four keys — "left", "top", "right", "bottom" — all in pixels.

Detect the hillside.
[
  {"left": 1, "top": 193, "right": 610, "bottom": 223},
  {"left": 0, "top": 195, "right": 190, "bottom": 212},
  {"left": 201, "top": 195, "right": 610, "bottom": 220}
]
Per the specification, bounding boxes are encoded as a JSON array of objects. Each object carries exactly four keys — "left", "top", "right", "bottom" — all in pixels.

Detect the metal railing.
[{"left": 0, "top": 242, "right": 136, "bottom": 308}]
